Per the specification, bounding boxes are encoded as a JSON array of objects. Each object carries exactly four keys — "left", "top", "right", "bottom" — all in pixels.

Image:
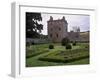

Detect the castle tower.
[{"left": 47, "top": 16, "right": 68, "bottom": 42}]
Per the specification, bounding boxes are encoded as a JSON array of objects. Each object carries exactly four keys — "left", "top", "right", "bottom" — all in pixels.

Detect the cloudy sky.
[{"left": 41, "top": 13, "right": 90, "bottom": 35}]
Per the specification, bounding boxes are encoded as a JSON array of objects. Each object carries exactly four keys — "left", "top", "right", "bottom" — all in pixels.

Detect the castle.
[{"left": 47, "top": 16, "right": 89, "bottom": 43}]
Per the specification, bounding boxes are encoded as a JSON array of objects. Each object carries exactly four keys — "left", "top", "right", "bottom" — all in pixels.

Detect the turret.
[
  {"left": 77, "top": 27, "right": 80, "bottom": 32},
  {"left": 49, "top": 16, "right": 53, "bottom": 21},
  {"left": 62, "top": 16, "right": 65, "bottom": 20}
]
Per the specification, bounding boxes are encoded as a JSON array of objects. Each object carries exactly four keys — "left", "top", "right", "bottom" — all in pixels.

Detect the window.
[
  {"left": 56, "top": 34, "right": 58, "bottom": 38},
  {"left": 50, "top": 34, "right": 52, "bottom": 38},
  {"left": 59, "top": 27, "right": 61, "bottom": 31}
]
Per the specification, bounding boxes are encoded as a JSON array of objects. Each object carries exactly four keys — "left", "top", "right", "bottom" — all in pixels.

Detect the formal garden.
[
  {"left": 26, "top": 12, "right": 89, "bottom": 67},
  {"left": 26, "top": 40, "right": 89, "bottom": 67}
]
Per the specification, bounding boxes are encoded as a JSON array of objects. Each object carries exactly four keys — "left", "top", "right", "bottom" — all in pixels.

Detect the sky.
[{"left": 40, "top": 13, "right": 90, "bottom": 35}]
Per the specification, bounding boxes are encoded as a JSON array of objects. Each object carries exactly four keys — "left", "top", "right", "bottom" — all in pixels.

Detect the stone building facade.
[{"left": 47, "top": 16, "right": 81, "bottom": 42}]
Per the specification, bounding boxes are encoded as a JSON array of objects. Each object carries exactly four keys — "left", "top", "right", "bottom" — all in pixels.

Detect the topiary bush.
[
  {"left": 61, "top": 37, "right": 70, "bottom": 46},
  {"left": 65, "top": 44, "right": 72, "bottom": 49},
  {"left": 72, "top": 41, "right": 76, "bottom": 46},
  {"left": 49, "top": 44, "right": 54, "bottom": 49}
]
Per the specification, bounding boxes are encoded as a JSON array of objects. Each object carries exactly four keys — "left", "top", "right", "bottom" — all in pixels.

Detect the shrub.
[
  {"left": 61, "top": 37, "right": 70, "bottom": 46},
  {"left": 49, "top": 44, "right": 54, "bottom": 49},
  {"left": 31, "top": 41, "right": 35, "bottom": 45},
  {"left": 72, "top": 41, "right": 76, "bottom": 46},
  {"left": 65, "top": 44, "right": 72, "bottom": 49},
  {"left": 85, "top": 45, "right": 89, "bottom": 48},
  {"left": 26, "top": 42, "right": 31, "bottom": 47}
]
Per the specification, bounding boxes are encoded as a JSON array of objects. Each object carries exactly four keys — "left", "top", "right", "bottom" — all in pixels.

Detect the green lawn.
[{"left": 26, "top": 43, "right": 89, "bottom": 67}]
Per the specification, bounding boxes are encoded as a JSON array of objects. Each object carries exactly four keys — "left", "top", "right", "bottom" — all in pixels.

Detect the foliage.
[
  {"left": 26, "top": 12, "right": 43, "bottom": 38},
  {"left": 39, "top": 48, "right": 89, "bottom": 63},
  {"left": 65, "top": 44, "right": 72, "bottom": 49},
  {"left": 72, "top": 41, "right": 76, "bottom": 46},
  {"left": 26, "top": 42, "right": 31, "bottom": 47},
  {"left": 26, "top": 43, "right": 89, "bottom": 67},
  {"left": 26, "top": 44, "right": 49, "bottom": 58},
  {"left": 49, "top": 44, "right": 54, "bottom": 49},
  {"left": 31, "top": 41, "right": 35, "bottom": 45},
  {"left": 26, "top": 49, "right": 49, "bottom": 58},
  {"left": 61, "top": 37, "right": 70, "bottom": 46}
]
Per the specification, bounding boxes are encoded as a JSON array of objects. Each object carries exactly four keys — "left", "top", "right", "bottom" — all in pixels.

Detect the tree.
[{"left": 26, "top": 12, "right": 43, "bottom": 38}]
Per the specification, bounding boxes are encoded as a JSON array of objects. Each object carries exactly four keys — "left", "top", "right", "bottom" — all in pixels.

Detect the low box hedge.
[
  {"left": 39, "top": 54, "right": 89, "bottom": 63},
  {"left": 38, "top": 48, "right": 89, "bottom": 63},
  {"left": 26, "top": 49, "right": 49, "bottom": 58}
]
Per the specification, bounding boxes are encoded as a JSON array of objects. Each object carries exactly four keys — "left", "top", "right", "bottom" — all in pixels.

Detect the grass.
[
  {"left": 26, "top": 44, "right": 49, "bottom": 58},
  {"left": 26, "top": 43, "right": 89, "bottom": 67}
]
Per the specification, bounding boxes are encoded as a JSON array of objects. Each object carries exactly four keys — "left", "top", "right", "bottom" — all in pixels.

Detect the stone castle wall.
[
  {"left": 47, "top": 16, "right": 88, "bottom": 43},
  {"left": 48, "top": 16, "right": 68, "bottom": 42}
]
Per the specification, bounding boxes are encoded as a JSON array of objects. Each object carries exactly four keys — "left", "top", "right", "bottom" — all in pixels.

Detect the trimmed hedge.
[
  {"left": 39, "top": 55, "right": 89, "bottom": 63},
  {"left": 39, "top": 48, "right": 89, "bottom": 63},
  {"left": 39, "top": 57, "right": 65, "bottom": 63},
  {"left": 26, "top": 49, "right": 49, "bottom": 58}
]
